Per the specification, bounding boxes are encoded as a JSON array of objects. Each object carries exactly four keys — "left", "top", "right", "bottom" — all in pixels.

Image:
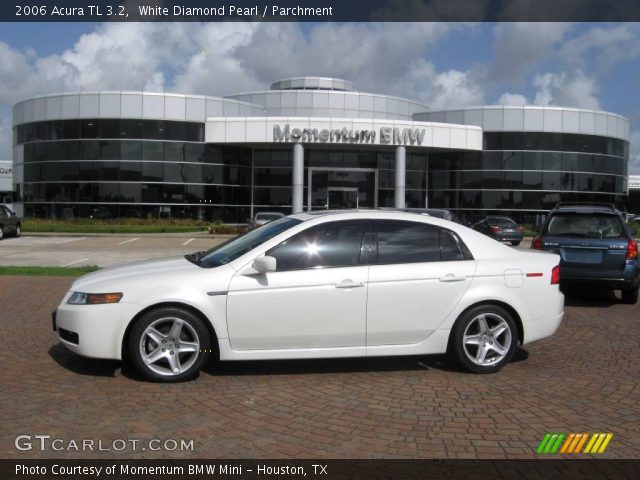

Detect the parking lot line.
[
  {"left": 183, "top": 238, "right": 194, "bottom": 246},
  {"left": 118, "top": 237, "right": 140, "bottom": 245},
  {"left": 60, "top": 258, "right": 90, "bottom": 267}
]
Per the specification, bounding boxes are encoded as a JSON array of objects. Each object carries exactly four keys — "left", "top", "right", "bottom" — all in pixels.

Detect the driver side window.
[{"left": 267, "top": 220, "right": 369, "bottom": 271}]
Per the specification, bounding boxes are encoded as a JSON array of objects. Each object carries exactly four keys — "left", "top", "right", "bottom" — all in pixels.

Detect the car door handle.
[
  {"left": 439, "top": 274, "right": 466, "bottom": 283},
  {"left": 335, "top": 280, "right": 365, "bottom": 289}
]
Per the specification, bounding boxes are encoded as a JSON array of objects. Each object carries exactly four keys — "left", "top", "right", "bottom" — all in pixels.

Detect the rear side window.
[
  {"left": 372, "top": 220, "right": 470, "bottom": 265},
  {"left": 545, "top": 213, "right": 625, "bottom": 239},
  {"left": 487, "top": 217, "right": 516, "bottom": 225}
]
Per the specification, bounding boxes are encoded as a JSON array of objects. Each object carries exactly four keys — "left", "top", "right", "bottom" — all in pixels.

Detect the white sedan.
[{"left": 53, "top": 211, "right": 564, "bottom": 381}]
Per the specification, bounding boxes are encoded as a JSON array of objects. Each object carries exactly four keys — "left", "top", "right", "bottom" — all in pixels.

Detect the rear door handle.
[
  {"left": 335, "top": 280, "right": 365, "bottom": 289},
  {"left": 439, "top": 274, "right": 466, "bottom": 283}
]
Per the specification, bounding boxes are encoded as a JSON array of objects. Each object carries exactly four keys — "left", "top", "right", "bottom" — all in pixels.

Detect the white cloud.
[
  {"left": 559, "top": 23, "right": 640, "bottom": 71},
  {"left": 497, "top": 92, "right": 528, "bottom": 106},
  {"left": 532, "top": 71, "right": 600, "bottom": 110},
  {"left": 490, "top": 23, "right": 572, "bottom": 82}
]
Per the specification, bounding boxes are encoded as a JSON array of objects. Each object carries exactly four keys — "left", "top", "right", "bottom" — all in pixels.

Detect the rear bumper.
[
  {"left": 523, "top": 288, "right": 564, "bottom": 345},
  {"left": 493, "top": 234, "right": 523, "bottom": 242},
  {"left": 560, "top": 263, "right": 639, "bottom": 290}
]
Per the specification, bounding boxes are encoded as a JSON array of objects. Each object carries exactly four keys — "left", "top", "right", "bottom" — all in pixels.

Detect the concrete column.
[
  {"left": 292, "top": 143, "right": 304, "bottom": 214},
  {"left": 394, "top": 145, "right": 406, "bottom": 209}
]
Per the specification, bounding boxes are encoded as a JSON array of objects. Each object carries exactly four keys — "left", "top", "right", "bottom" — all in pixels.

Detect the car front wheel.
[
  {"left": 129, "top": 307, "right": 211, "bottom": 382},
  {"left": 452, "top": 305, "right": 518, "bottom": 373},
  {"left": 14, "top": 223, "right": 21, "bottom": 237}
]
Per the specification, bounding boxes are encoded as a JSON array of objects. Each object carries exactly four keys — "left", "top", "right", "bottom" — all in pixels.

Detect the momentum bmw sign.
[{"left": 273, "top": 124, "right": 426, "bottom": 146}]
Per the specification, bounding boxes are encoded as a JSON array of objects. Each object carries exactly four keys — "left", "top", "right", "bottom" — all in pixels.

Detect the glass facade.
[
  {"left": 13, "top": 119, "right": 629, "bottom": 224},
  {"left": 427, "top": 132, "right": 628, "bottom": 224}
]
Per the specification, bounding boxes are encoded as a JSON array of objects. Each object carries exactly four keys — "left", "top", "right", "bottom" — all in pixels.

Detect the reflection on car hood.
[{"left": 71, "top": 256, "right": 197, "bottom": 291}]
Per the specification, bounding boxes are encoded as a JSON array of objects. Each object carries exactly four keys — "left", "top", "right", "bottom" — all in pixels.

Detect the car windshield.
[
  {"left": 194, "top": 217, "right": 302, "bottom": 268},
  {"left": 256, "top": 213, "right": 283, "bottom": 221},
  {"left": 544, "top": 213, "right": 624, "bottom": 238}
]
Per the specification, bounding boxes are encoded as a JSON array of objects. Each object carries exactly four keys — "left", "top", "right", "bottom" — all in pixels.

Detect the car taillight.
[
  {"left": 517, "top": 226, "right": 524, "bottom": 233},
  {"left": 627, "top": 239, "right": 638, "bottom": 260},
  {"left": 531, "top": 236, "right": 543, "bottom": 250},
  {"left": 490, "top": 226, "right": 501, "bottom": 233},
  {"left": 551, "top": 265, "right": 560, "bottom": 285}
]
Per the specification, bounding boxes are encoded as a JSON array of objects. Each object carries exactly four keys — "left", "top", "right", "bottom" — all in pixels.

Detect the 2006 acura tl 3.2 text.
[{"left": 53, "top": 211, "right": 564, "bottom": 382}]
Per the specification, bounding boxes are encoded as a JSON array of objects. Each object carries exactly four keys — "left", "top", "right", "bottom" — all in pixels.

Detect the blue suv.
[{"left": 532, "top": 204, "right": 639, "bottom": 304}]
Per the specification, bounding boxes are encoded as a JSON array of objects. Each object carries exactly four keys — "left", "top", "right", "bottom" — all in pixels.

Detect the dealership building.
[{"left": 10, "top": 77, "right": 630, "bottom": 223}]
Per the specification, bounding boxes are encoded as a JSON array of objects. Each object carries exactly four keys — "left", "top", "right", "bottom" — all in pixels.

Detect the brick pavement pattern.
[{"left": 1, "top": 276, "right": 638, "bottom": 459}]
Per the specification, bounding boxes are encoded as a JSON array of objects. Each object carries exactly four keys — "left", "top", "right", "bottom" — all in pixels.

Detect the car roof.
[
  {"left": 552, "top": 205, "right": 621, "bottom": 215},
  {"left": 289, "top": 209, "right": 455, "bottom": 225}
]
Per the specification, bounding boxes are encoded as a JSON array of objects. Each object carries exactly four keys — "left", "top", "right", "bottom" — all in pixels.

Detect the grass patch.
[
  {"left": 0, "top": 266, "right": 100, "bottom": 276},
  {"left": 22, "top": 218, "right": 244, "bottom": 235}
]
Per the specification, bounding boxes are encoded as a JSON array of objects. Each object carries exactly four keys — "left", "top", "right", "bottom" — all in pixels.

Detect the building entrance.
[{"left": 308, "top": 167, "right": 378, "bottom": 211}]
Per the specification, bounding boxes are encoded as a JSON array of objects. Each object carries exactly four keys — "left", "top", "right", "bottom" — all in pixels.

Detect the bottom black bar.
[{"left": 1, "top": 459, "right": 639, "bottom": 480}]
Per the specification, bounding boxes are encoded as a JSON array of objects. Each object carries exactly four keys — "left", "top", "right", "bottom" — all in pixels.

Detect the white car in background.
[{"left": 53, "top": 211, "right": 564, "bottom": 382}]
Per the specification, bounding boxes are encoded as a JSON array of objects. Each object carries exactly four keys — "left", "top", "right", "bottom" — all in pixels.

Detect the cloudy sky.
[{"left": 0, "top": 22, "right": 639, "bottom": 173}]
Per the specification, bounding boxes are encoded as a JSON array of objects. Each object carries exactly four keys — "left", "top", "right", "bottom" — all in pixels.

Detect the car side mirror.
[
  {"left": 252, "top": 256, "right": 276, "bottom": 274},
  {"left": 629, "top": 227, "right": 637, "bottom": 236}
]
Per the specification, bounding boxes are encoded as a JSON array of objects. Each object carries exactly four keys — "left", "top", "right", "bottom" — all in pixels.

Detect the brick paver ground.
[{"left": 1, "top": 276, "right": 638, "bottom": 459}]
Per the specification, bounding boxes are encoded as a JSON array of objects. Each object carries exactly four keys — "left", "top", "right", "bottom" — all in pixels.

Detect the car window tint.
[
  {"left": 487, "top": 217, "right": 516, "bottom": 225},
  {"left": 545, "top": 214, "right": 624, "bottom": 238},
  {"left": 268, "top": 220, "right": 368, "bottom": 271},
  {"left": 440, "top": 230, "right": 465, "bottom": 261},
  {"left": 373, "top": 220, "right": 441, "bottom": 264}
]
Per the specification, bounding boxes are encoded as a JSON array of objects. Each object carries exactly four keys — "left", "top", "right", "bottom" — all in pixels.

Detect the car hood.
[{"left": 71, "top": 256, "right": 199, "bottom": 292}]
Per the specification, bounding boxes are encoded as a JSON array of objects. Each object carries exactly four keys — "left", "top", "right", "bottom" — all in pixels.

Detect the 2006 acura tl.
[{"left": 53, "top": 211, "right": 564, "bottom": 382}]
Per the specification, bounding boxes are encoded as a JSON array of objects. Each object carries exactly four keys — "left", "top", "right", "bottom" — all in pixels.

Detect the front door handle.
[
  {"left": 335, "top": 280, "right": 365, "bottom": 289},
  {"left": 439, "top": 274, "right": 466, "bottom": 283}
]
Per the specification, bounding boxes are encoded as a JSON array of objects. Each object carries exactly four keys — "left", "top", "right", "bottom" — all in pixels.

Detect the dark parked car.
[
  {"left": 531, "top": 204, "right": 639, "bottom": 304},
  {"left": 471, "top": 216, "right": 524, "bottom": 246},
  {"left": 0, "top": 204, "right": 21, "bottom": 240},
  {"left": 247, "top": 211, "right": 286, "bottom": 230}
]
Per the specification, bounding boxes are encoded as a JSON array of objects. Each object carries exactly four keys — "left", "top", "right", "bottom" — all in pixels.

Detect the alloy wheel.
[
  {"left": 138, "top": 317, "right": 201, "bottom": 376},
  {"left": 462, "top": 313, "right": 512, "bottom": 366}
]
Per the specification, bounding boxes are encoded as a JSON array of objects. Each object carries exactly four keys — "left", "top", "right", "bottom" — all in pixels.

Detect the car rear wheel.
[
  {"left": 129, "top": 307, "right": 211, "bottom": 382},
  {"left": 452, "top": 305, "right": 517, "bottom": 374},
  {"left": 621, "top": 287, "right": 639, "bottom": 305},
  {"left": 510, "top": 241, "right": 520, "bottom": 246}
]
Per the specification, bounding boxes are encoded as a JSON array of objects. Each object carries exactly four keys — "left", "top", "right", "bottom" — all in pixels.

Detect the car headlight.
[{"left": 67, "top": 292, "right": 123, "bottom": 305}]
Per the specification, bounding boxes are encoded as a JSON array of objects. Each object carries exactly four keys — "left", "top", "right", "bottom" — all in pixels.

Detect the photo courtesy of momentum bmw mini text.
[{"left": 1, "top": 1, "right": 639, "bottom": 479}]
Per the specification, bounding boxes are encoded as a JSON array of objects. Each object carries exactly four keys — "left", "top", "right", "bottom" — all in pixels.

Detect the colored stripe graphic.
[{"left": 538, "top": 433, "right": 613, "bottom": 454}]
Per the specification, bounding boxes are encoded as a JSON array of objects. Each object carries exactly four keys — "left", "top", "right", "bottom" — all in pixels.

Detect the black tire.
[
  {"left": 14, "top": 223, "right": 21, "bottom": 238},
  {"left": 451, "top": 305, "right": 518, "bottom": 374},
  {"left": 621, "top": 287, "right": 639, "bottom": 305},
  {"left": 0, "top": 225, "right": 3, "bottom": 240},
  {"left": 510, "top": 241, "right": 520, "bottom": 246},
  {"left": 128, "top": 307, "right": 211, "bottom": 382}
]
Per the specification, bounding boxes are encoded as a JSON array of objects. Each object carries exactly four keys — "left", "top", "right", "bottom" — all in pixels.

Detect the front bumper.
[{"left": 53, "top": 301, "right": 141, "bottom": 360}]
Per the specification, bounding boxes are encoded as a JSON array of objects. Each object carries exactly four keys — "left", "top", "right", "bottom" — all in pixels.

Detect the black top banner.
[{"left": 4, "top": 0, "right": 640, "bottom": 22}]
